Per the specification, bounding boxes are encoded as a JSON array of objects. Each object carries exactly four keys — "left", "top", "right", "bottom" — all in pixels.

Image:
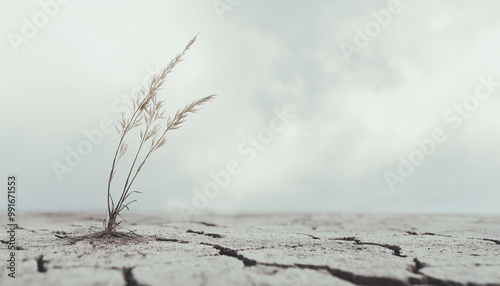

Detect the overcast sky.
[{"left": 1, "top": 0, "right": 499, "bottom": 216}]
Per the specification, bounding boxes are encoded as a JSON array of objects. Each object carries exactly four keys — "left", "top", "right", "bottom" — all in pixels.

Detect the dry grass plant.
[{"left": 100, "top": 34, "right": 216, "bottom": 235}]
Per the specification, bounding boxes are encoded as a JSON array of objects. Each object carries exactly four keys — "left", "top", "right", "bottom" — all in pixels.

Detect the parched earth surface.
[{"left": 0, "top": 212, "right": 499, "bottom": 285}]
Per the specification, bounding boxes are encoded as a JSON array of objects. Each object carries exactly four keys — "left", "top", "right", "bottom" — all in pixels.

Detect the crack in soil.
[
  {"left": 202, "top": 243, "right": 497, "bottom": 286},
  {"left": 123, "top": 266, "right": 146, "bottom": 286},
  {"left": 51, "top": 265, "right": 121, "bottom": 270},
  {"left": 300, "top": 233, "right": 320, "bottom": 240},
  {"left": 18, "top": 226, "right": 37, "bottom": 233},
  {"left": 190, "top": 221, "right": 220, "bottom": 227},
  {"left": 407, "top": 257, "right": 500, "bottom": 286},
  {"left": 406, "top": 231, "right": 500, "bottom": 247},
  {"left": 481, "top": 238, "right": 500, "bottom": 245},
  {"left": 157, "top": 238, "right": 304, "bottom": 253},
  {"left": 259, "top": 261, "right": 409, "bottom": 286},
  {"left": 332, "top": 237, "right": 406, "bottom": 257},
  {"left": 410, "top": 258, "right": 427, "bottom": 274},
  {"left": 36, "top": 255, "right": 48, "bottom": 273},
  {"left": 156, "top": 237, "right": 189, "bottom": 244},
  {"left": 200, "top": 243, "right": 408, "bottom": 285},
  {"left": 407, "top": 274, "right": 490, "bottom": 286},
  {"left": 422, "top": 232, "right": 457, "bottom": 238},
  {"left": 202, "top": 243, "right": 257, "bottom": 266},
  {"left": 0, "top": 240, "right": 25, "bottom": 250},
  {"left": 187, "top": 229, "right": 224, "bottom": 238}
]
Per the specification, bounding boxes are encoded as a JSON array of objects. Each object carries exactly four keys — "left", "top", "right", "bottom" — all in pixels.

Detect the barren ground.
[{"left": 1, "top": 212, "right": 499, "bottom": 285}]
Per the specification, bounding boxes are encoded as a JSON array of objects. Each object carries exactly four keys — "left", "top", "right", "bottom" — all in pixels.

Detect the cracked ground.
[{"left": 1, "top": 212, "right": 499, "bottom": 285}]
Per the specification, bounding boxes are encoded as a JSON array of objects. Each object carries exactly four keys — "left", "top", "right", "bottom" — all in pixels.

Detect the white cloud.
[{"left": 1, "top": 0, "right": 499, "bottom": 213}]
